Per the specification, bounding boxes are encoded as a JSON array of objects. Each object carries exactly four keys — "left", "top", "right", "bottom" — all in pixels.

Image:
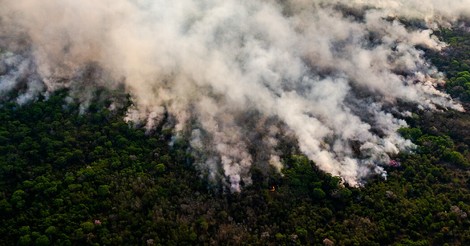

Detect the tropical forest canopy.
[{"left": 0, "top": 25, "right": 470, "bottom": 246}]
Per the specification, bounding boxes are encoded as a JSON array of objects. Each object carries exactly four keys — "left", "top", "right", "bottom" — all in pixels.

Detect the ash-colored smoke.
[{"left": 0, "top": 0, "right": 467, "bottom": 191}]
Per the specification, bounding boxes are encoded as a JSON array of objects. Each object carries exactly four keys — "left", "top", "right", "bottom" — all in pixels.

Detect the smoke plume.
[{"left": 0, "top": 0, "right": 468, "bottom": 191}]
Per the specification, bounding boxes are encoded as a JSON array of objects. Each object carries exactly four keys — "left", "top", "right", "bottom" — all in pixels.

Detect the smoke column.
[{"left": 0, "top": 0, "right": 468, "bottom": 191}]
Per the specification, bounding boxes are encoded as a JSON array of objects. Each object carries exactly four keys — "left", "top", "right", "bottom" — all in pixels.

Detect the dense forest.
[{"left": 0, "top": 28, "right": 470, "bottom": 246}]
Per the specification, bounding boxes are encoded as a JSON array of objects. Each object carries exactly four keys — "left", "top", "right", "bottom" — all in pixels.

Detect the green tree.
[
  {"left": 35, "top": 235, "right": 50, "bottom": 246},
  {"left": 81, "top": 222, "right": 94, "bottom": 233}
]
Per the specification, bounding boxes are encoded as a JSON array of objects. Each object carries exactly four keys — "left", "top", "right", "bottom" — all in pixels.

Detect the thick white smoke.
[{"left": 0, "top": 0, "right": 467, "bottom": 191}]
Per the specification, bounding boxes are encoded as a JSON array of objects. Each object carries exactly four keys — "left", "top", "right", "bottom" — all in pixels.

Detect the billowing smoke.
[{"left": 0, "top": 0, "right": 467, "bottom": 191}]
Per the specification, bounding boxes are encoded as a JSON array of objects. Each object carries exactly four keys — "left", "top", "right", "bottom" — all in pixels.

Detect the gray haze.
[{"left": 0, "top": 0, "right": 468, "bottom": 191}]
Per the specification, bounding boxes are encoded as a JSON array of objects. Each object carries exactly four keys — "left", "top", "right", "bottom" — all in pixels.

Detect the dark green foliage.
[
  {"left": 398, "top": 127, "right": 423, "bottom": 142},
  {"left": 429, "top": 27, "right": 470, "bottom": 102},
  {"left": 0, "top": 88, "right": 468, "bottom": 245},
  {"left": 35, "top": 235, "right": 50, "bottom": 246},
  {"left": 17, "top": 235, "right": 32, "bottom": 246}
]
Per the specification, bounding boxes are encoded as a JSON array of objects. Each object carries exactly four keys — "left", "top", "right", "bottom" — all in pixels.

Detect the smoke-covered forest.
[
  {"left": 0, "top": 25, "right": 468, "bottom": 246},
  {"left": 1, "top": 1, "right": 470, "bottom": 245}
]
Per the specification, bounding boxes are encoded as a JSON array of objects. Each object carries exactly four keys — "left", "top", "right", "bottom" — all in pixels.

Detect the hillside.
[{"left": 1, "top": 28, "right": 470, "bottom": 245}]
